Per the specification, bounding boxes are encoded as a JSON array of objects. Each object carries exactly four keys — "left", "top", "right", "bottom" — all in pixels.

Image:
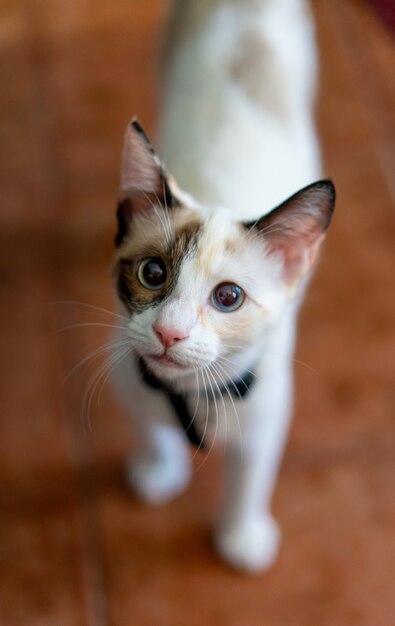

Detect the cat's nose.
[{"left": 153, "top": 323, "right": 189, "bottom": 348}]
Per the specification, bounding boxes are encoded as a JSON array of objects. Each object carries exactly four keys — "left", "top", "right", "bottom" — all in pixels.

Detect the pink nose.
[{"left": 153, "top": 323, "right": 189, "bottom": 348}]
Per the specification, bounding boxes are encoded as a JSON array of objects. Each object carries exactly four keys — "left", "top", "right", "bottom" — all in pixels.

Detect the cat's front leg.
[
  {"left": 126, "top": 420, "right": 192, "bottom": 505},
  {"left": 215, "top": 363, "right": 292, "bottom": 572},
  {"left": 115, "top": 355, "right": 192, "bottom": 505}
]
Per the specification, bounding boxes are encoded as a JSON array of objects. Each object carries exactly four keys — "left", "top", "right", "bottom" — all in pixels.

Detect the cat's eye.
[
  {"left": 211, "top": 282, "right": 245, "bottom": 312},
  {"left": 138, "top": 257, "right": 167, "bottom": 290}
]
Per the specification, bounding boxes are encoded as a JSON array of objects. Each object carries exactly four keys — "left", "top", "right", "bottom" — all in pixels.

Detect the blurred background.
[{"left": 1, "top": 1, "right": 394, "bottom": 624}]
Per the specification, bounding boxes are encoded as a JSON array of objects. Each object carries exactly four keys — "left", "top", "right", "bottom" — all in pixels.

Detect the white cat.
[{"left": 112, "top": 0, "right": 335, "bottom": 572}]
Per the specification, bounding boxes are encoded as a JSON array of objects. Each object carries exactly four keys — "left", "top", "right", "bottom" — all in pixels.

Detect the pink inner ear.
[
  {"left": 120, "top": 122, "right": 162, "bottom": 199},
  {"left": 254, "top": 180, "right": 335, "bottom": 284},
  {"left": 272, "top": 233, "right": 325, "bottom": 284},
  {"left": 265, "top": 217, "right": 327, "bottom": 285}
]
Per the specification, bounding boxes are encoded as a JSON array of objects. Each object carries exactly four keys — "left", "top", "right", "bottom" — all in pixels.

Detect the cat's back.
[{"left": 157, "top": 0, "right": 321, "bottom": 219}]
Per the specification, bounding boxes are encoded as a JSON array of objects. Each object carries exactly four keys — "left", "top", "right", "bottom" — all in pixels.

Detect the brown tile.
[
  {"left": 0, "top": 3, "right": 44, "bottom": 229},
  {"left": 353, "top": 0, "right": 395, "bottom": 110},
  {"left": 0, "top": 240, "right": 73, "bottom": 480},
  {"left": 292, "top": 145, "right": 395, "bottom": 452},
  {"left": 94, "top": 458, "right": 395, "bottom": 626},
  {"left": 1, "top": 0, "right": 395, "bottom": 623},
  {"left": 0, "top": 242, "right": 90, "bottom": 621},
  {"left": 0, "top": 508, "right": 87, "bottom": 626},
  {"left": 21, "top": 0, "right": 168, "bottom": 232}
]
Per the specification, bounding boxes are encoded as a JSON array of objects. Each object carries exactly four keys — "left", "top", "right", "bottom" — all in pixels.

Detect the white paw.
[
  {"left": 125, "top": 455, "right": 191, "bottom": 505},
  {"left": 215, "top": 515, "right": 281, "bottom": 572}
]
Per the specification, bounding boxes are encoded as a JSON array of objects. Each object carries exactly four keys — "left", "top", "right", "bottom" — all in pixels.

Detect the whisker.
[
  {"left": 64, "top": 338, "right": 130, "bottom": 383},
  {"left": 208, "top": 365, "right": 229, "bottom": 454},
  {"left": 51, "top": 300, "right": 129, "bottom": 322},
  {"left": 292, "top": 358, "right": 318, "bottom": 374},
  {"left": 133, "top": 183, "right": 173, "bottom": 246},
  {"left": 97, "top": 346, "right": 132, "bottom": 407},
  {"left": 245, "top": 216, "right": 298, "bottom": 238},
  {"left": 81, "top": 345, "right": 131, "bottom": 431},
  {"left": 191, "top": 368, "right": 201, "bottom": 425},
  {"left": 205, "top": 366, "right": 219, "bottom": 446},
  {"left": 55, "top": 321, "right": 128, "bottom": 334},
  {"left": 81, "top": 349, "right": 119, "bottom": 431},
  {"left": 195, "top": 364, "right": 222, "bottom": 471},
  {"left": 219, "top": 348, "right": 317, "bottom": 375},
  {"left": 211, "top": 361, "right": 243, "bottom": 451},
  {"left": 160, "top": 174, "right": 174, "bottom": 244},
  {"left": 217, "top": 355, "right": 260, "bottom": 381},
  {"left": 152, "top": 186, "right": 172, "bottom": 246},
  {"left": 215, "top": 359, "right": 249, "bottom": 398},
  {"left": 192, "top": 367, "right": 210, "bottom": 460}
]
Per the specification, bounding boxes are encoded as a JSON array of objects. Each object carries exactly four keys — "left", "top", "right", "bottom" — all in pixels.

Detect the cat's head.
[{"left": 113, "top": 120, "right": 335, "bottom": 382}]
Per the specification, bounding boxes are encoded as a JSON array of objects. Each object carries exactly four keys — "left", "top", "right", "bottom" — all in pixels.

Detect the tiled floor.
[{"left": 1, "top": 1, "right": 394, "bottom": 624}]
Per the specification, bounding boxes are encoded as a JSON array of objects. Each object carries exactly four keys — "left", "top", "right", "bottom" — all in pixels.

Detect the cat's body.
[
  {"left": 113, "top": 0, "right": 335, "bottom": 572},
  {"left": 158, "top": 0, "right": 321, "bottom": 216}
]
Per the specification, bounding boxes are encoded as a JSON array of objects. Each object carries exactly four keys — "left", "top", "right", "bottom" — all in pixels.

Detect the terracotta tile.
[
  {"left": 353, "top": 0, "right": 395, "bottom": 110},
  {"left": 0, "top": 6, "right": 44, "bottom": 229},
  {"left": 1, "top": 0, "right": 395, "bottom": 623},
  {"left": 314, "top": 2, "right": 372, "bottom": 143},
  {"left": 93, "top": 458, "right": 395, "bottom": 626},
  {"left": 0, "top": 244, "right": 90, "bottom": 622},
  {"left": 53, "top": 248, "right": 134, "bottom": 467},
  {"left": 22, "top": 0, "right": 168, "bottom": 231},
  {"left": 0, "top": 238, "right": 73, "bottom": 480},
  {"left": 0, "top": 508, "right": 87, "bottom": 626},
  {"left": 292, "top": 144, "right": 395, "bottom": 451}
]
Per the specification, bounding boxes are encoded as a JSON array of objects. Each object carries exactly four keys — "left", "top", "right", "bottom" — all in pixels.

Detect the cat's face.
[
  {"left": 113, "top": 120, "right": 335, "bottom": 381},
  {"left": 114, "top": 205, "right": 287, "bottom": 380}
]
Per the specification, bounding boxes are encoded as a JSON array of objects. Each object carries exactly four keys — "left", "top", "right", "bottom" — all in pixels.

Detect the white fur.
[
  {"left": 115, "top": 0, "right": 321, "bottom": 572},
  {"left": 158, "top": 0, "right": 321, "bottom": 217}
]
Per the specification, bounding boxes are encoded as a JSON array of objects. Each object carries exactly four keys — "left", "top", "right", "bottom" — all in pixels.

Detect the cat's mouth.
[
  {"left": 142, "top": 346, "right": 217, "bottom": 376},
  {"left": 148, "top": 353, "right": 182, "bottom": 367},
  {"left": 144, "top": 351, "right": 207, "bottom": 376}
]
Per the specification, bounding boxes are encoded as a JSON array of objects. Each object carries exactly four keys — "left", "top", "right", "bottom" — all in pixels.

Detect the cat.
[{"left": 112, "top": 0, "right": 335, "bottom": 572}]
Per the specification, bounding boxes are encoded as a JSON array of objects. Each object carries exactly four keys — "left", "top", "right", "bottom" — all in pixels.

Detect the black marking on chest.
[{"left": 137, "top": 358, "right": 256, "bottom": 449}]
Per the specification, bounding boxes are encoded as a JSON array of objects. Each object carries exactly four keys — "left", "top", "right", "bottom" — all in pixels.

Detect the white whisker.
[
  {"left": 55, "top": 321, "right": 128, "bottom": 334},
  {"left": 192, "top": 367, "right": 210, "bottom": 459},
  {"left": 209, "top": 365, "right": 229, "bottom": 454},
  {"left": 64, "top": 338, "right": 130, "bottom": 383},
  {"left": 195, "top": 365, "right": 219, "bottom": 470},
  {"left": 211, "top": 361, "right": 243, "bottom": 451},
  {"left": 52, "top": 300, "right": 129, "bottom": 322},
  {"left": 97, "top": 346, "right": 132, "bottom": 407},
  {"left": 81, "top": 345, "right": 131, "bottom": 431},
  {"left": 217, "top": 355, "right": 260, "bottom": 382}
]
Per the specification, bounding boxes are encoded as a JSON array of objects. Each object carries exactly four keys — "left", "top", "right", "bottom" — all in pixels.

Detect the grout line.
[
  {"left": 62, "top": 345, "right": 110, "bottom": 626},
  {"left": 21, "top": 2, "right": 110, "bottom": 624}
]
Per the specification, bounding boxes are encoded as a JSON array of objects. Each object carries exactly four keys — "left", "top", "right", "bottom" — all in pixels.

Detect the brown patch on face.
[
  {"left": 172, "top": 219, "right": 202, "bottom": 261},
  {"left": 113, "top": 215, "right": 202, "bottom": 313},
  {"left": 229, "top": 30, "right": 287, "bottom": 117}
]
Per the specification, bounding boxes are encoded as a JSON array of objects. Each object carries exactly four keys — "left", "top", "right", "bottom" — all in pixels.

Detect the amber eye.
[
  {"left": 211, "top": 282, "right": 245, "bottom": 312},
  {"left": 138, "top": 257, "right": 167, "bottom": 290}
]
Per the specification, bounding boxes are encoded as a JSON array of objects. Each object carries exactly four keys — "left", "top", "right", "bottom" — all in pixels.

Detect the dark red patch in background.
[{"left": 368, "top": 0, "right": 395, "bottom": 32}]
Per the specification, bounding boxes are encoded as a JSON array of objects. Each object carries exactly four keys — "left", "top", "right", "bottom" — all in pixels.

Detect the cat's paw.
[
  {"left": 215, "top": 515, "right": 281, "bottom": 573},
  {"left": 125, "top": 455, "right": 191, "bottom": 505}
]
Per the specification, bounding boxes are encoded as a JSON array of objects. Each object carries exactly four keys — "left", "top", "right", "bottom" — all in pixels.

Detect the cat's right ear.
[
  {"left": 115, "top": 119, "right": 175, "bottom": 246},
  {"left": 245, "top": 180, "right": 336, "bottom": 285}
]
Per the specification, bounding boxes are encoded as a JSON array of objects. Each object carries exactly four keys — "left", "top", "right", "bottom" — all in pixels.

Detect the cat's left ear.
[
  {"left": 246, "top": 180, "right": 336, "bottom": 285},
  {"left": 116, "top": 118, "right": 177, "bottom": 246}
]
